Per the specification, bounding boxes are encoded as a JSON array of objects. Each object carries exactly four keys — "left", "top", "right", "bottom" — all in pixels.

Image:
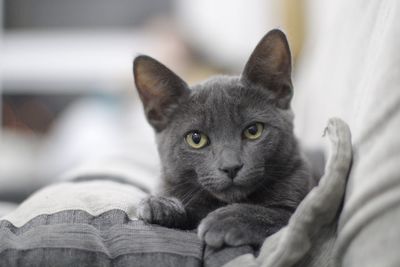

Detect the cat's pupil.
[
  {"left": 192, "top": 132, "right": 201, "bottom": 144},
  {"left": 248, "top": 125, "right": 258, "bottom": 135}
]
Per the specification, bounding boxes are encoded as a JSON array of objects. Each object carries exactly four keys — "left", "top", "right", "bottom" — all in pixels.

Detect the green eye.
[
  {"left": 243, "top": 123, "right": 264, "bottom": 140},
  {"left": 185, "top": 131, "right": 209, "bottom": 149}
]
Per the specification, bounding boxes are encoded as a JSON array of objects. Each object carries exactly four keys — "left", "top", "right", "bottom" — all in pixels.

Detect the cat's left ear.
[
  {"left": 241, "top": 29, "right": 293, "bottom": 109},
  {"left": 133, "top": 55, "right": 190, "bottom": 132}
]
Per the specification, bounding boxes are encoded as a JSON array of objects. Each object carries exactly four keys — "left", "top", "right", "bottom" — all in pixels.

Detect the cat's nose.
[{"left": 219, "top": 164, "right": 243, "bottom": 179}]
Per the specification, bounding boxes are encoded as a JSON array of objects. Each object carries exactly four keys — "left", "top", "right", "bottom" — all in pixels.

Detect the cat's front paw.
[
  {"left": 198, "top": 204, "right": 266, "bottom": 248},
  {"left": 137, "top": 196, "right": 187, "bottom": 228}
]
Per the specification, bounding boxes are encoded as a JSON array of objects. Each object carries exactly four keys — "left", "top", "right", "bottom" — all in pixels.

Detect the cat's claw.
[{"left": 137, "top": 196, "right": 187, "bottom": 228}]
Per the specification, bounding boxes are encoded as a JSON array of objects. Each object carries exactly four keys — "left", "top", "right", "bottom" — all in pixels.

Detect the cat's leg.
[
  {"left": 137, "top": 196, "right": 188, "bottom": 228},
  {"left": 198, "top": 203, "right": 291, "bottom": 248}
]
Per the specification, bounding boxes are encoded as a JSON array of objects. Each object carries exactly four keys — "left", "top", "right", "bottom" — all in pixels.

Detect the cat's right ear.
[
  {"left": 133, "top": 55, "right": 190, "bottom": 132},
  {"left": 241, "top": 29, "right": 293, "bottom": 109}
]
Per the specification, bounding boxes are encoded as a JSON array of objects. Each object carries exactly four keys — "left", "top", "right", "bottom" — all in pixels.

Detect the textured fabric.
[
  {"left": 0, "top": 179, "right": 204, "bottom": 267},
  {"left": 0, "top": 178, "right": 252, "bottom": 266},
  {"left": 0, "top": 250, "right": 201, "bottom": 267},
  {"left": 1, "top": 180, "right": 147, "bottom": 227},
  {"left": 223, "top": 118, "right": 352, "bottom": 267},
  {"left": 293, "top": 0, "right": 400, "bottom": 266},
  {"left": 204, "top": 245, "right": 254, "bottom": 267},
  {"left": 0, "top": 210, "right": 202, "bottom": 266}
]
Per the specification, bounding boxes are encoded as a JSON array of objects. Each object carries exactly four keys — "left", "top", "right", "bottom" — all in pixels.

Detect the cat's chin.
[
  {"left": 209, "top": 186, "right": 253, "bottom": 203},
  {"left": 199, "top": 174, "right": 263, "bottom": 203}
]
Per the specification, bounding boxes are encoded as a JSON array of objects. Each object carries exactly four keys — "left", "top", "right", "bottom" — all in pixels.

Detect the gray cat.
[{"left": 134, "top": 29, "right": 315, "bottom": 248}]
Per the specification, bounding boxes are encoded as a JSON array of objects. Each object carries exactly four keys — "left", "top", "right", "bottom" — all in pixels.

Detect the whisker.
[
  {"left": 181, "top": 187, "right": 204, "bottom": 206},
  {"left": 183, "top": 187, "right": 205, "bottom": 207}
]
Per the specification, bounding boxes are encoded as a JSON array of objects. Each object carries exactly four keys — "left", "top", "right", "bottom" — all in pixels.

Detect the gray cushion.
[
  {"left": 1, "top": 209, "right": 203, "bottom": 267},
  {"left": 0, "top": 178, "right": 253, "bottom": 267}
]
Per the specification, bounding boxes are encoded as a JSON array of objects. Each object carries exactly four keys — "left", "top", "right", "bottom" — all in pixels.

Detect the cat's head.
[{"left": 133, "top": 29, "right": 296, "bottom": 203}]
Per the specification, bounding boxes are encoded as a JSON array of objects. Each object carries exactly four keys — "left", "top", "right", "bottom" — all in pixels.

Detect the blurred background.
[{"left": 0, "top": 0, "right": 322, "bottom": 213}]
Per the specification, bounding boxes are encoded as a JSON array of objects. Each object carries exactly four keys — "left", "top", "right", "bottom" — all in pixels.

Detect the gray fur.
[{"left": 134, "top": 29, "right": 314, "bottom": 248}]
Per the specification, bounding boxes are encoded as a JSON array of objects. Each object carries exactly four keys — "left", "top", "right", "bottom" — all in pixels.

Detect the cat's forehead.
[
  {"left": 192, "top": 75, "right": 241, "bottom": 91},
  {"left": 189, "top": 76, "right": 266, "bottom": 108},
  {"left": 171, "top": 76, "right": 283, "bottom": 131}
]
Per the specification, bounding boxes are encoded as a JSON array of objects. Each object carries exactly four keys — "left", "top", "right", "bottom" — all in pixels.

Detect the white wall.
[{"left": 175, "top": 0, "right": 284, "bottom": 70}]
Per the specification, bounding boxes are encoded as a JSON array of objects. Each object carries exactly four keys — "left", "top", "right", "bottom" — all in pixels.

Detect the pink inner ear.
[
  {"left": 133, "top": 55, "right": 189, "bottom": 131},
  {"left": 241, "top": 30, "right": 293, "bottom": 109},
  {"left": 135, "top": 65, "right": 165, "bottom": 105},
  {"left": 243, "top": 30, "right": 292, "bottom": 83},
  {"left": 258, "top": 34, "right": 291, "bottom": 75},
  {"left": 270, "top": 39, "right": 291, "bottom": 73}
]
